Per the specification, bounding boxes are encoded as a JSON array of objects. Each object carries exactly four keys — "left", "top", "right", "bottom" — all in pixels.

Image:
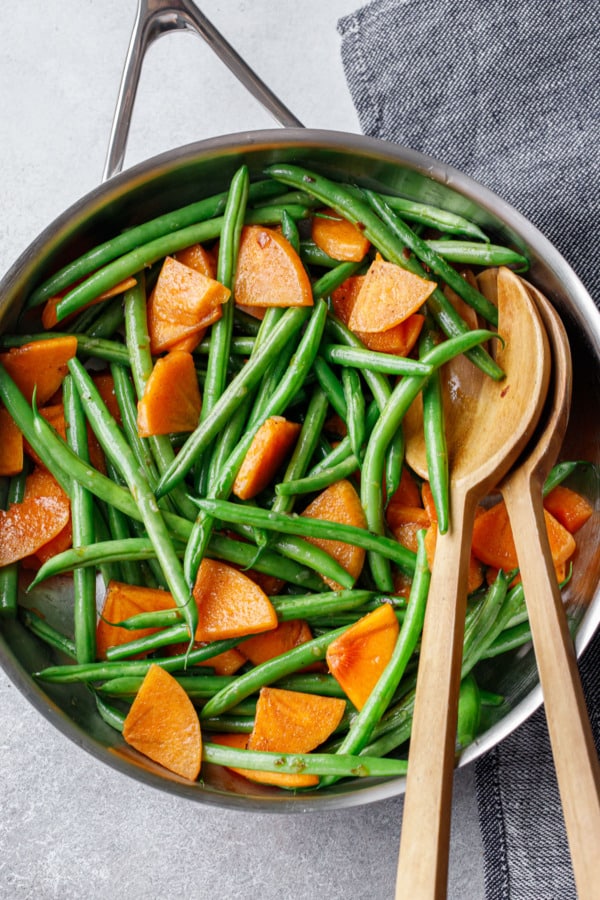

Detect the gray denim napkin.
[{"left": 338, "top": 1, "right": 600, "bottom": 897}]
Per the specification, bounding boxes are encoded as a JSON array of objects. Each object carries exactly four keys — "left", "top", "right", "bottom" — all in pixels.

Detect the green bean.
[
  {"left": 29, "top": 530, "right": 324, "bottom": 593},
  {"left": 342, "top": 366, "right": 365, "bottom": 461},
  {"left": 105, "top": 622, "right": 196, "bottom": 661},
  {"left": 271, "top": 385, "right": 329, "bottom": 514},
  {"left": 360, "top": 328, "right": 497, "bottom": 590},
  {"left": 201, "top": 743, "right": 409, "bottom": 780},
  {"left": 63, "top": 376, "right": 97, "bottom": 664},
  {"left": 322, "top": 343, "right": 433, "bottom": 377},
  {"left": 85, "top": 295, "right": 126, "bottom": 339},
  {"left": 27, "top": 179, "right": 286, "bottom": 308},
  {"left": 123, "top": 277, "right": 197, "bottom": 521},
  {"left": 94, "top": 694, "right": 127, "bottom": 733},
  {"left": 192, "top": 498, "right": 417, "bottom": 577},
  {"left": 542, "top": 460, "right": 583, "bottom": 496},
  {"left": 272, "top": 590, "right": 383, "bottom": 621},
  {"left": 111, "top": 363, "right": 160, "bottom": 491},
  {"left": 66, "top": 357, "right": 198, "bottom": 640},
  {"left": 35, "top": 639, "right": 245, "bottom": 683},
  {"left": 300, "top": 240, "right": 345, "bottom": 269},
  {"left": 425, "top": 240, "right": 528, "bottom": 270},
  {"left": 312, "top": 260, "right": 364, "bottom": 299},
  {"left": 384, "top": 425, "right": 404, "bottom": 507},
  {"left": 0, "top": 332, "right": 131, "bottom": 365},
  {"left": 313, "top": 356, "right": 347, "bottom": 421},
  {"left": 200, "top": 625, "right": 351, "bottom": 718},
  {"left": 204, "top": 166, "right": 249, "bottom": 414},
  {"left": 481, "top": 621, "right": 533, "bottom": 658},
  {"left": 20, "top": 608, "right": 77, "bottom": 659},
  {"left": 306, "top": 401, "right": 379, "bottom": 479},
  {"left": 366, "top": 191, "right": 499, "bottom": 324},
  {"left": 319, "top": 531, "right": 429, "bottom": 787},
  {"left": 201, "top": 717, "right": 255, "bottom": 734},
  {"left": 265, "top": 164, "right": 502, "bottom": 380},
  {"left": 275, "top": 454, "right": 360, "bottom": 497},
  {"left": 0, "top": 471, "right": 27, "bottom": 617},
  {"left": 227, "top": 522, "right": 356, "bottom": 590},
  {"left": 362, "top": 192, "right": 489, "bottom": 242},
  {"left": 461, "top": 570, "right": 511, "bottom": 675},
  {"left": 456, "top": 674, "right": 482, "bottom": 749},
  {"left": 324, "top": 315, "right": 391, "bottom": 411},
  {"left": 281, "top": 208, "right": 300, "bottom": 253},
  {"left": 196, "top": 336, "right": 256, "bottom": 356},
  {"left": 154, "top": 307, "right": 310, "bottom": 497},
  {"left": 420, "top": 326, "right": 449, "bottom": 533}
]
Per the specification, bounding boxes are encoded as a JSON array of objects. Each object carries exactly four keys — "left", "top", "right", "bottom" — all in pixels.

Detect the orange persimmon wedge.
[
  {"left": 147, "top": 256, "right": 230, "bottom": 354},
  {"left": 386, "top": 466, "right": 423, "bottom": 508},
  {"left": 387, "top": 506, "right": 431, "bottom": 554},
  {"left": 192, "top": 558, "right": 278, "bottom": 642},
  {"left": 122, "top": 664, "right": 202, "bottom": 781},
  {"left": 347, "top": 258, "right": 436, "bottom": 333},
  {"left": 0, "top": 467, "right": 71, "bottom": 566},
  {"left": 301, "top": 479, "right": 367, "bottom": 590},
  {"left": 543, "top": 485, "right": 593, "bottom": 534},
  {"left": 232, "top": 416, "right": 301, "bottom": 500},
  {"left": 173, "top": 243, "right": 217, "bottom": 278},
  {"left": 471, "top": 500, "right": 576, "bottom": 570},
  {"left": 326, "top": 603, "right": 399, "bottom": 710},
  {"left": 0, "top": 335, "right": 78, "bottom": 405},
  {"left": 96, "top": 580, "right": 176, "bottom": 659},
  {"left": 311, "top": 208, "right": 371, "bottom": 262},
  {"left": 234, "top": 225, "right": 313, "bottom": 308},
  {"left": 0, "top": 408, "right": 24, "bottom": 476},
  {"left": 41, "top": 276, "right": 137, "bottom": 330},
  {"left": 240, "top": 619, "right": 314, "bottom": 666},
  {"left": 34, "top": 519, "right": 73, "bottom": 565},
  {"left": 331, "top": 275, "right": 425, "bottom": 355},
  {"left": 137, "top": 350, "right": 202, "bottom": 437},
  {"left": 163, "top": 640, "right": 247, "bottom": 676}
]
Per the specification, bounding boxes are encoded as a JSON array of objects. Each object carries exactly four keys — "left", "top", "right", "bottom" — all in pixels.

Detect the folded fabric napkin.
[{"left": 338, "top": 1, "right": 600, "bottom": 897}]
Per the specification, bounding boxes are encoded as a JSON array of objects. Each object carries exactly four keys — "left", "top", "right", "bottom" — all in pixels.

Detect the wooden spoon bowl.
[{"left": 396, "top": 267, "right": 551, "bottom": 898}]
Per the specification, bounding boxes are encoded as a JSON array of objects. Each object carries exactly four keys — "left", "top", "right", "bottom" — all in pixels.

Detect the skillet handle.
[{"left": 103, "top": 0, "right": 303, "bottom": 181}]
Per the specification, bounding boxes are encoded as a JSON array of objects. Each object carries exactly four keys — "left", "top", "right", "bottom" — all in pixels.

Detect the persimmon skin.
[{"left": 0, "top": 467, "right": 71, "bottom": 567}]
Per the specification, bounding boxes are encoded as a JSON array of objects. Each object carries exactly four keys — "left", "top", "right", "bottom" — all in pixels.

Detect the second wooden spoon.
[{"left": 396, "top": 267, "right": 551, "bottom": 899}]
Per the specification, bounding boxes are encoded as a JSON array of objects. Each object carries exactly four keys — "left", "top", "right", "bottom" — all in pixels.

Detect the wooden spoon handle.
[
  {"left": 396, "top": 489, "right": 476, "bottom": 899},
  {"left": 503, "top": 476, "right": 600, "bottom": 900}
]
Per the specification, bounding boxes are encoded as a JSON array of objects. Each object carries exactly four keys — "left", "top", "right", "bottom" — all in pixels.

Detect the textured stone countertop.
[{"left": 0, "top": 3, "right": 485, "bottom": 897}]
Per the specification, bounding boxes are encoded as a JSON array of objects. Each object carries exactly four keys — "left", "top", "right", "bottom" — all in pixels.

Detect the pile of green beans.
[{"left": 0, "top": 161, "right": 579, "bottom": 790}]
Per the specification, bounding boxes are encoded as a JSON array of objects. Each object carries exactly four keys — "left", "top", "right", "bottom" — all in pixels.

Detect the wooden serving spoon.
[
  {"left": 490, "top": 275, "right": 600, "bottom": 900},
  {"left": 396, "top": 267, "right": 551, "bottom": 899}
]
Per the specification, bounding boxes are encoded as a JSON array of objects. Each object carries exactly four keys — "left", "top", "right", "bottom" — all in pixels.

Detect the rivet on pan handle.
[{"left": 103, "top": 0, "right": 304, "bottom": 182}]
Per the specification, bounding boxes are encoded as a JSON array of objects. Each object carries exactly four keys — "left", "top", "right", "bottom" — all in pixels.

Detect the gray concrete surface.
[{"left": 0, "top": 3, "right": 486, "bottom": 897}]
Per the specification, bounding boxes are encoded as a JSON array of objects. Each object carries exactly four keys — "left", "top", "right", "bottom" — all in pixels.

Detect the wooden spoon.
[
  {"left": 396, "top": 267, "right": 551, "bottom": 899},
  {"left": 494, "top": 276, "right": 600, "bottom": 900}
]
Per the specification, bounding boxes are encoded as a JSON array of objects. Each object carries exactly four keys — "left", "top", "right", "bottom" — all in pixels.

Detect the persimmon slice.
[
  {"left": 234, "top": 226, "right": 313, "bottom": 308},
  {"left": 137, "top": 350, "right": 202, "bottom": 437},
  {"left": 471, "top": 500, "right": 576, "bottom": 570},
  {"left": 123, "top": 664, "right": 202, "bottom": 781},
  {"left": 326, "top": 603, "right": 399, "bottom": 710},
  {"left": 96, "top": 580, "right": 176, "bottom": 659},
  {"left": 347, "top": 259, "right": 436, "bottom": 333},
  {"left": 0, "top": 335, "right": 77, "bottom": 405},
  {"left": 332, "top": 275, "right": 424, "bottom": 355},
  {"left": 0, "top": 467, "right": 71, "bottom": 567},
  {"left": 311, "top": 208, "right": 371, "bottom": 262},
  {"left": 0, "top": 408, "right": 24, "bottom": 476},
  {"left": 232, "top": 416, "right": 301, "bottom": 500},
  {"left": 240, "top": 619, "right": 314, "bottom": 666},
  {"left": 301, "top": 479, "right": 367, "bottom": 590},
  {"left": 147, "top": 256, "right": 230, "bottom": 354},
  {"left": 543, "top": 485, "right": 593, "bottom": 534},
  {"left": 192, "top": 558, "right": 278, "bottom": 642}
]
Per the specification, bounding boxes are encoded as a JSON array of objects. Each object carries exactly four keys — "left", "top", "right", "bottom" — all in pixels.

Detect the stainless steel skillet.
[{"left": 0, "top": 0, "right": 599, "bottom": 812}]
